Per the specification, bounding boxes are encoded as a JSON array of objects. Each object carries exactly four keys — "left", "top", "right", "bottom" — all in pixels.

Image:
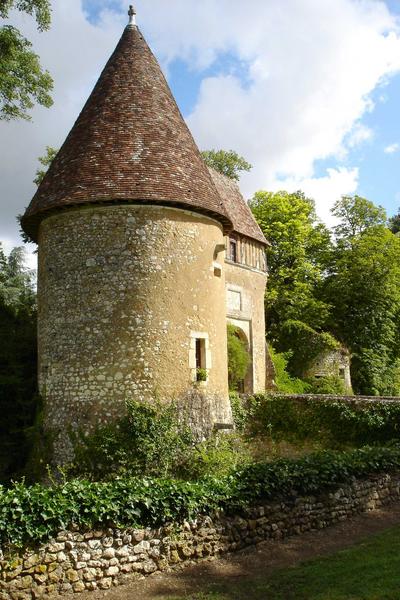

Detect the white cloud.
[
  {"left": 267, "top": 167, "right": 359, "bottom": 226},
  {"left": 1, "top": 0, "right": 400, "bottom": 249},
  {"left": 0, "top": 0, "right": 124, "bottom": 249},
  {"left": 384, "top": 142, "right": 400, "bottom": 153},
  {"left": 178, "top": 0, "right": 400, "bottom": 221},
  {"left": 346, "top": 124, "right": 374, "bottom": 149}
]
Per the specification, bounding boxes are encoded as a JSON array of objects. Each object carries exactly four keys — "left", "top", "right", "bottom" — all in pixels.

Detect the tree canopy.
[
  {"left": 250, "top": 189, "right": 400, "bottom": 395},
  {"left": 250, "top": 190, "right": 332, "bottom": 339},
  {"left": 332, "top": 195, "right": 387, "bottom": 242},
  {"left": 201, "top": 149, "right": 252, "bottom": 181},
  {"left": 323, "top": 198, "right": 400, "bottom": 395},
  {"left": 249, "top": 190, "right": 336, "bottom": 377},
  {"left": 0, "top": 243, "right": 37, "bottom": 482},
  {"left": 389, "top": 208, "right": 400, "bottom": 235},
  {"left": 0, "top": 0, "right": 53, "bottom": 120},
  {"left": 34, "top": 145, "right": 57, "bottom": 185}
]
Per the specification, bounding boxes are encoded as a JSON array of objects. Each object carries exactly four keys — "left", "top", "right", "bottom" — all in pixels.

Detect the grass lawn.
[{"left": 167, "top": 525, "right": 400, "bottom": 600}]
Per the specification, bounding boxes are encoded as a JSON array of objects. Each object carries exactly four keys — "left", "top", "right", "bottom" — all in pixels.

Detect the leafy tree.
[
  {"left": 324, "top": 223, "right": 400, "bottom": 395},
  {"left": 0, "top": 244, "right": 35, "bottom": 311},
  {"left": 34, "top": 145, "right": 57, "bottom": 185},
  {"left": 0, "top": 0, "right": 53, "bottom": 120},
  {"left": 201, "top": 149, "right": 252, "bottom": 181},
  {"left": 0, "top": 243, "right": 37, "bottom": 482},
  {"left": 250, "top": 190, "right": 332, "bottom": 344},
  {"left": 389, "top": 208, "right": 400, "bottom": 235},
  {"left": 332, "top": 195, "right": 387, "bottom": 242}
]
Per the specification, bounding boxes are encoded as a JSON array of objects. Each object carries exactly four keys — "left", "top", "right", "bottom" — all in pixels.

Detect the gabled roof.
[
  {"left": 208, "top": 168, "right": 269, "bottom": 246},
  {"left": 21, "top": 24, "right": 232, "bottom": 241}
]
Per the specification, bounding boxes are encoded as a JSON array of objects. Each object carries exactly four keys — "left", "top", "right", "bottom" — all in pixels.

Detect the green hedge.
[
  {"left": 237, "top": 394, "right": 400, "bottom": 446},
  {"left": 2, "top": 445, "right": 400, "bottom": 550}
]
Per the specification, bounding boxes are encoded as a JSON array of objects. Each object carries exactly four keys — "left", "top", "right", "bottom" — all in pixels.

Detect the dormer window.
[{"left": 229, "top": 239, "right": 237, "bottom": 262}]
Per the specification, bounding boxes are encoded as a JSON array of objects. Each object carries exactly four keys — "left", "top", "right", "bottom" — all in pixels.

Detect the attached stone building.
[
  {"left": 21, "top": 9, "right": 268, "bottom": 461},
  {"left": 304, "top": 347, "right": 353, "bottom": 393}
]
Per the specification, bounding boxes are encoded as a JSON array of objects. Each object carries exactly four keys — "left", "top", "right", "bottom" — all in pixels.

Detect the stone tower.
[{"left": 21, "top": 8, "right": 234, "bottom": 462}]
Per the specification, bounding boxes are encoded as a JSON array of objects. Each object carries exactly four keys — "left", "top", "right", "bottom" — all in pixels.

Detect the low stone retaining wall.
[{"left": 2, "top": 473, "right": 400, "bottom": 599}]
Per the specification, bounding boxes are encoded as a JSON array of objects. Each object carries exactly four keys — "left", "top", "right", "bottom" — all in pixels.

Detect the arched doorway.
[{"left": 227, "top": 323, "right": 254, "bottom": 393}]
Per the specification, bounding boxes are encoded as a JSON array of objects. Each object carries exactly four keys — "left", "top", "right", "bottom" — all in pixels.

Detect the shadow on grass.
[{"left": 147, "top": 525, "right": 400, "bottom": 600}]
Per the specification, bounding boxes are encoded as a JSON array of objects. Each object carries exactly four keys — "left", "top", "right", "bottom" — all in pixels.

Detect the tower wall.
[{"left": 38, "top": 205, "right": 231, "bottom": 462}]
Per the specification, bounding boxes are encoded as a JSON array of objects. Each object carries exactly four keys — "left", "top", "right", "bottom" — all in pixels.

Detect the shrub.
[
  {"left": 243, "top": 394, "right": 400, "bottom": 448},
  {"left": 306, "top": 375, "right": 347, "bottom": 395},
  {"left": 269, "top": 346, "right": 310, "bottom": 394},
  {"left": 2, "top": 444, "right": 400, "bottom": 549},
  {"left": 182, "top": 433, "right": 251, "bottom": 480},
  {"left": 69, "top": 400, "right": 194, "bottom": 480}
]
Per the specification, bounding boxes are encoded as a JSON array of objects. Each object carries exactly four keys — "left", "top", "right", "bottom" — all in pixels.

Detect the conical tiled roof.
[{"left": 22, "top": 24, "right": 232, "bottom": 241}]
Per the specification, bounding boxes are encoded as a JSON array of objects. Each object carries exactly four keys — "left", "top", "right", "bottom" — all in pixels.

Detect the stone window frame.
[{"left": 189, "top": 331, "right": 211, "bottom": 383}]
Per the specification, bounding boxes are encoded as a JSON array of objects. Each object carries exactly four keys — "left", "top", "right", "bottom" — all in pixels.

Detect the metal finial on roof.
[{"left": 128, "top": 5, "right": 136, "bottom": 27}]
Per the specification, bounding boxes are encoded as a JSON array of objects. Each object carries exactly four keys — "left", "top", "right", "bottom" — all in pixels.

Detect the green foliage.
[
  {"left": 243, "top": 394, "right": 400, "bottom": 448},
  {"left": 250, "top": 190, "right": 332, "bottom": 344},
  {"left": 280, "top": 320, "right": 339, "bottom": 377},
  {"left": 269, "top": 346, "right": 310, "bottom": 394},
  {"left": 196, "top": 368, "right": 208, "bottom": 382},
  {"left": 230, "top": 392, "right": 257, "bottom": 433},
  {"left": 0, "top": 1, "right": 51, "bottom": 31},
  {"left": 33, "top": 145, "right": 57, "bottom": 185},
  {"left": 69, "top": 400, "right": 194, "bottom": 480},
  {"left": 389, "top": 208, "right": 400, "bottom": 234},
  {"left": 332, "top": 195, "right": 387, "bottom": 241},
  {"left": 0, "top": 0, "right": 53, "bottom": 120},
  {"left": 249, "top": 191, "right": 334, "bottom": 384},
  {"left": 306, "top": 375, "right": 347, "bottom": 395},
  {"left": 227, "top": 324, "right": 251, "bottom": 391},
  {"left": 0, "top": 25, "right": 53, "bottom": 120},
  {"left": 201, "top": 149, "right": 252, "bottom": 181},
  {"left": 0, "top": 244, "right": 37, "bottom": 482},
  {"left": 324, "top": 226, "right": 400, "bottom": 395},
  {"left": 2, "top": 445, "right": 400, "bottom": 549},
  {"left": 183, "top": 433, "right": 251, "bottom": 480},
  {"left": 0, "top": 244, "right": 36, "bottom": 312}
]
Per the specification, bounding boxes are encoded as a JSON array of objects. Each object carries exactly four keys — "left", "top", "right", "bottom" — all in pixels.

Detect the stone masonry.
[
  {"left": 1, "top": 473, "right": 400, "bottom": 599},
  {"left": 21, "top": 12, "right": 269, "bottom": 463},
  {"left": 38, "top": 205, "right": 231, "bottom": 462}
]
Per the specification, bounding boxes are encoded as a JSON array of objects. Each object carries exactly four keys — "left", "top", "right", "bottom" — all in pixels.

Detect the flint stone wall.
[
  {"left": 1, "top": 473, "right": 400, "bottom": 599},
  {"left": 38, "top": 205, "right": 232, "bottom": 463}
]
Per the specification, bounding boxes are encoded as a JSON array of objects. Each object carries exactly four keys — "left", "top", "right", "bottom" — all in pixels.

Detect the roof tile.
[
  {"left": 208, "top": 168, "right": 268, "bottom": 246},
  {"left": 22, "top": 25, "right": 232, "bottom": 241}
]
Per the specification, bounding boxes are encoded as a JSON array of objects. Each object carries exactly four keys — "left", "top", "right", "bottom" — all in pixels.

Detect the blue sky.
[
  {"left": 83, "top": 0, "right": 400, "bottom": 219},
  {"left": 313, "top": 73, "right": 400, "bottom": 215},
  {"left": 1, "top": 0, "right": 400, "bottom": 262}
]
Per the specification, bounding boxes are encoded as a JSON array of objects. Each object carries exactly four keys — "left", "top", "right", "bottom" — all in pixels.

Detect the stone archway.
[{"left": 227, "top": 321, "right": 254, "bottom": 393}]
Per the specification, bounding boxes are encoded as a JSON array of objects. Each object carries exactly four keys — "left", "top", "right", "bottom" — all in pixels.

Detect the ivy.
[{"left": 2, "top": 445, "right": 400, "bottom": 550}]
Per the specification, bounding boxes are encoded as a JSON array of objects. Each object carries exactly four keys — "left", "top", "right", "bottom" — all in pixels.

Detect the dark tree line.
[{"left": 0, "top": 245, "right": 37, "bottom": 481}]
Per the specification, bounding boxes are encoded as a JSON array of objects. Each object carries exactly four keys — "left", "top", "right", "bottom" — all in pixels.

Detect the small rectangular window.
[
  {"left": 195, "top": 338, "right": 206, "bottom": 380},
  {"left": 229, "top": 239, "right": 237, "bottom": 262}
]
